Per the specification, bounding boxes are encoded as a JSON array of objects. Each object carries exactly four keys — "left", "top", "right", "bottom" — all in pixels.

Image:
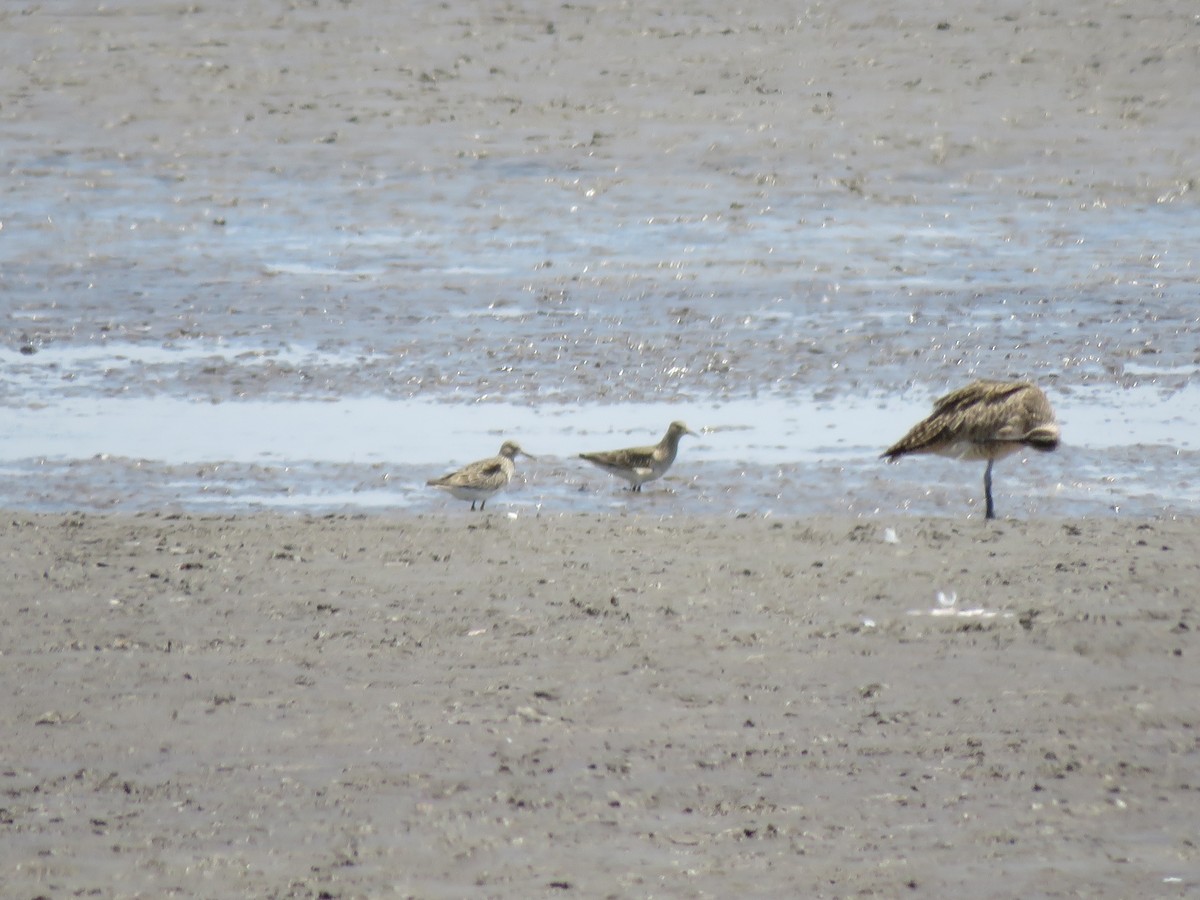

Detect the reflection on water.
[{"left": 4, "top": 385, "right": 1198, "bottom": 464}]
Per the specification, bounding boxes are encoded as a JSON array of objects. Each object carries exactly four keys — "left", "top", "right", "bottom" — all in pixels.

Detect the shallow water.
[
  {"left": 1, "top": 380, "right": 1197, "bottom": 518},
  {"left": 3, "top": 4, "right": 1198, "bottom": 518},
  {"left": 4, "top": 190, "right": 1199, "bottom": 518}
]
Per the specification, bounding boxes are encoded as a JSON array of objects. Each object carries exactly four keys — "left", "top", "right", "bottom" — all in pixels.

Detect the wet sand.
[
  {"left": 4, "top": 2, "right": 1200, "bottom": 518},
  {"left": 3, "top": 511, "right": 1198, "bottom": 897},
  {"left": 4, "top": 1, "right": 1200, "bottom": 896},
  {"left": 4, "top": 0, "right": 1198, "bottom": 397}
]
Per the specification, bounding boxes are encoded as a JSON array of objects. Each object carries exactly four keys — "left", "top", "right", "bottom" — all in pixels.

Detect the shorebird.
[
  {"left": 579, "top": 420, "right": 697, "bottom": 492},
  {"left": 426, "top": 440, "right": 532, "bottom": 511},
  {"left": 882, "top": 380, "right": 1060, "bottom": 520}
]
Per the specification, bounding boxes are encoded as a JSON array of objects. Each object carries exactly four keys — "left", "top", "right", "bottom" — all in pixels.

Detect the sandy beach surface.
[
  {"left": 2, "top": 511, "right": 1198, "bottom": 898},
  {"left": 3, "top": 0, "right": 1200, "bottom": 517},
  {"left": 4, "top": 0, "right": 1200, "bottom": 897}
]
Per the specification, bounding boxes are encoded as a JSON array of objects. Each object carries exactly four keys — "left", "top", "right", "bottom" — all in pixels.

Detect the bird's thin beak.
[{"left": 521, "top": 450, "right": 537, "bottom": 460}]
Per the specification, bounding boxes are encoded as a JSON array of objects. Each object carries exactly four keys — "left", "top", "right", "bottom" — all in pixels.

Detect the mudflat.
[
  {"left": 4, "top": 0, "right": 1200, "bottom": 896},
  {"left": 2, "top": 511, "right": 1197, "bottom": 897}
]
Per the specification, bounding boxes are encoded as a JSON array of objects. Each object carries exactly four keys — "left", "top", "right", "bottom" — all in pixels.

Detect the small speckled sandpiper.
[
  {"left": 427, "top": 440, "right": 532, "bottom": 511},
  {"left": 579, "top": 420, "right": 697, "bottom": 492},
  {"left": 882, "top": 380, "right": 1060, "bottom": 519}
]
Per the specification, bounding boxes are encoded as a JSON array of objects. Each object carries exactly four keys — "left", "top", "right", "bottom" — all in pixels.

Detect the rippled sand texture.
[
  {"left": 2, "top": 513, "right": 1199, "bottom": 897},
  {"left": 3, "top": 0, "right": 1197, "bottom": 398},
  {"left": 3, "top": 5, "right": 1200, "bottom": 896}
]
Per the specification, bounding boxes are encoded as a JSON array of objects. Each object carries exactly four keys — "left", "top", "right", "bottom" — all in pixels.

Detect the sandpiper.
[
  {"left": 882, "top": 380, "right": 1060, "bottom": 519},
  {"left": 427, "top": 440, "right": 532, "bottom": 511},
  {"left": 579, "top": 420, "right": 697, "bottom": 492}
]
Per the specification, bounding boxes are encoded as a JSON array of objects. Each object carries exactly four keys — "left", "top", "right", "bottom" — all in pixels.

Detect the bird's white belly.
[
  {"left": 935, "top": 439, "right": 1022, "bottom": 462},
  {"left": 442, "top": 484, "right": 497, "bottom": 501}
]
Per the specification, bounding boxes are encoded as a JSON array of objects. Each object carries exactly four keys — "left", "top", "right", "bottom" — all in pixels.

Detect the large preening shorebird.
[
  {"left": 882, "top": 380, "right": 1060, "bottom": 519},
  {"left": 579, "top": 420, "right": 697, "bottom": 492},
  {"left": 426, "top": 440, "right": 532, "bottom": 510}
]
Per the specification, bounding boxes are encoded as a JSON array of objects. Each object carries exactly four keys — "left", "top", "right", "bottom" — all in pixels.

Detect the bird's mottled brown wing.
[
  {"left": 881, "top": 414, "right": 959, "bottom": 459},
  {"left": 930, "top": 380, "right": 1026, "bottom": 415},
  {"left": 429, "top": 456, "right": 510, "bottom": 489},
  {"left": 882, "top": 381, "right": 1039, "bottom": 459},
  {"left": 580, "top": 446, "right": 656, "bottom": 469}
]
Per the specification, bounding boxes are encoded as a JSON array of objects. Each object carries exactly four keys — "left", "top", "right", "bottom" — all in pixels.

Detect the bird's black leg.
[
  {"left": 471, "top": 500, "right": 478, "bottom": 511},
  {"left": 984, "top": 459, "right": 996, "bottom": 520},
  {"left": 479, "top": 499, "right": 486, "bottom": 511}
]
